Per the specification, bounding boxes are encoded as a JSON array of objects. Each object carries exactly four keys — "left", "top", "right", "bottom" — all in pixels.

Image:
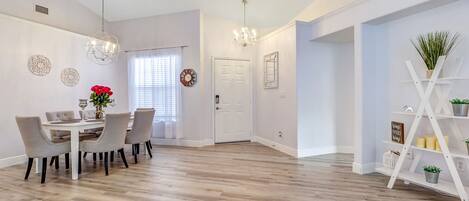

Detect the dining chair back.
[
  {"left": 45, "top": 111, "right": 75, "bottom": 140},
  {"left": 137, "top": 108, "right": 155, "bottom": 111},
  {"left": 79, "top": 113, "right": 131, "bottom": 175},
  {"left": 81, "top": 113, "right": 130, "bottom": 153},
  {"left": 127, "top": 110, "right": 155, "bottom": 143},
  {"left": 126, "top": 109, "right": 155, "bottom": 163},
  {"left": 16, "top": 116, "right": 71, "bottom": 183},
  {"left": 45, "top": 111, "right": 75, "bottom": 121},
  {"left": 79, "top": 110, "right": 96, "bottom": 120},
  {"left": 16, "top": 116, "right": 70, "bottom": 158}
]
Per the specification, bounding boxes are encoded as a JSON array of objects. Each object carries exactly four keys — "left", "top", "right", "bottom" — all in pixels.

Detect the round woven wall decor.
[
  {"left": 61, "top": 68, "right": 80, "bottom": 87},
  {"left": 28, "top": 55, "right": 51, "bottom": 76}
]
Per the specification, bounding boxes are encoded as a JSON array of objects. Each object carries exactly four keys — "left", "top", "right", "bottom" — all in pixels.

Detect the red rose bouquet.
[{"left": 90, "top": 85, "right": 113, "bottom": 119}]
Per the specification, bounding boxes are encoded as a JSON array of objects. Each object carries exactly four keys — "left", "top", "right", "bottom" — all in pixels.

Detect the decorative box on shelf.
[{"left": 382, "top": 150, "right": 399, "bottom": 169}]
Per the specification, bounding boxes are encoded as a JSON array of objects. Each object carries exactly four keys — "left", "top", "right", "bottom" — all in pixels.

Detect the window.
[{"left": 128, "top": 50, "right": 181, "bottom": 122}]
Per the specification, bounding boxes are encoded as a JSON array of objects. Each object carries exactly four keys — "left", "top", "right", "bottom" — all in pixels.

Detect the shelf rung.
[
  {"left": 383, "top": 141, "right": 469, "bottom": 160},
  {"left": 376, "top": 166, "right": 464, "bottom": 197},
  {"left": 392, "top": 111, "right": 469, "bottom": 120}
]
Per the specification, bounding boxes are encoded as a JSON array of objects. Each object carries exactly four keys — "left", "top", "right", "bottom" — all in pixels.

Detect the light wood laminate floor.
[{"left": 0, "top": 142, "right": 458, "bottom": 201}]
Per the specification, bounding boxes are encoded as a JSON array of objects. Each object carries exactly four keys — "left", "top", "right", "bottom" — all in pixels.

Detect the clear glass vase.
[{"left": 95, "top": 105, "right": 104, "bottom": 119}]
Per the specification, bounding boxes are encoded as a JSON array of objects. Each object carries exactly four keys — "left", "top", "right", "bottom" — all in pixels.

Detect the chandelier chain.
[
  {"left": 101, "top": 0, "right": 105, "bottom": 32},
  {"left": 243, "top": 0, "right": 246, "bottom": 27}
]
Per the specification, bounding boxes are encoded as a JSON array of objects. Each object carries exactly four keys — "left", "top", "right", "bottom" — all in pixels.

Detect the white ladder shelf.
[{"left": 381, "top": 56, "right": 469, "bottom": 201}]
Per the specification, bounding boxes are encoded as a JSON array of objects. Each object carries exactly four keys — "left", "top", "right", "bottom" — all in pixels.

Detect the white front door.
[{"left": 214, "top": 58, "right": 252, "bottom": 143}]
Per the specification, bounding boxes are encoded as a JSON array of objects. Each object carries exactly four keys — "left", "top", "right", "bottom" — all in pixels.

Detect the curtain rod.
[{"left": 123, "top": 45, "right": 188, "bottom": 53}]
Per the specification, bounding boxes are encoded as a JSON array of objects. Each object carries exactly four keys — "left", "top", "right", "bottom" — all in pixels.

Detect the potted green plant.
[
  {"left": 423, "top": 165, "right": 441, "bottom": 184},
  {"left": 411, "top": 31, "right": 459, "bottom": 78},
  {"left": 450, "top": 98, "right": 469, "bottom": 117}
]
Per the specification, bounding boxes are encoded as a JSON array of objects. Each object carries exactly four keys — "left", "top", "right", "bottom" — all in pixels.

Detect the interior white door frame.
[{"left": 211, "top": 57, "right": 253, "bottom": 144}]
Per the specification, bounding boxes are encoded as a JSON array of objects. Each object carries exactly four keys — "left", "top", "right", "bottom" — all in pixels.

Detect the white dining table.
[{"left": 41, "top": 120, "right": 106, "bottom": 180}]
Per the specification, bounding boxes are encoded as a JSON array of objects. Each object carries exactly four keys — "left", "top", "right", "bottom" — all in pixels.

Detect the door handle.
[
  {"left": 216, "top": 107, "right": 220, "bottom": 110},
  {"left": 215, "top": 95, "right": 220, "bottom": 104}
]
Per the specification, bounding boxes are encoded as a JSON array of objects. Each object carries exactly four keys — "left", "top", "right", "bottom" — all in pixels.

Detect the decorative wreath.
[{"left": 180, "top": 69, "right": 197, "bottom": 87}]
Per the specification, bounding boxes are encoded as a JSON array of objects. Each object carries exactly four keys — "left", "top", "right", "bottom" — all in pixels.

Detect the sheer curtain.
[{"left": 127, "top": 48, "right": 183, "bottom": 139}]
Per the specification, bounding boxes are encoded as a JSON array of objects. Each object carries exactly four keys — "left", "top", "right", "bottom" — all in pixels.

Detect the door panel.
[{"left": 214, "top": 59, "right": 251, "bottom": 143}]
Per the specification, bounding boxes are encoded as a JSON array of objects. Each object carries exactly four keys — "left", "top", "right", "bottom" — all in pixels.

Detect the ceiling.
[{"left": 76, "top": 0, "right": 314, "bottom": 29}]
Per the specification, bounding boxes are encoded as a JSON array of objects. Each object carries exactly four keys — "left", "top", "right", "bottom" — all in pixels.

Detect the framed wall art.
[
  {"left": 264, "top": 52, "right": 279, "bottom": 89},
  {"left": 391, "top": 121, "right": 405, "bottom": 144}
]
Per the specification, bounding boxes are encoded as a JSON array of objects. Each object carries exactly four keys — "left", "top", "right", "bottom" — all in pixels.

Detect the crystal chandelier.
[
  {"left": 86, "top": 0, "right": 119, "bottom": 65},
  {"left": 233, "top": 0, "right": 257, "bottom": 47}
]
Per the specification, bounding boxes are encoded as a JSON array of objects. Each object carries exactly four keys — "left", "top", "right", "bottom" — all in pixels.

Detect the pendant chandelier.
[
  {"left": 233, "top": 0, "right": 257, "bottom": 47},
  {"left": 86, "top": 0, "right": 119, "bottom": 65}
]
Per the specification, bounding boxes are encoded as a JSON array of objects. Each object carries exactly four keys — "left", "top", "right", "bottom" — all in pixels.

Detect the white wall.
[
  {"left": 297, "top": 23, "right": 355, "bottom": 156},
  {"left": 293, "top": 0, "right": 359, "bottom": 23},
  {"left": 333, "top": 42, "right": 355, "bottom": 152},
  {"left": 0, "top": 14, "right": 128, "bottom": 164},
  {"left": 0, "top": 0, "right": 106, "bottom": 36},
  {"left": 297, "top": 23, "right": 337, "bottom": 156},
  {"left": 255, "top": 24, "right": 298, "bottom": 153}
]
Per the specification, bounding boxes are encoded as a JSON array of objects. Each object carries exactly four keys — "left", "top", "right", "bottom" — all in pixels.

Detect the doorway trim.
[{"left": 211, "top": 57, "right": 253, "bottom": 144}]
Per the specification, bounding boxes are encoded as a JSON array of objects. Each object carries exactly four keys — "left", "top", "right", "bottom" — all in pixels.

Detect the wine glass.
[{"left": 79, "top": 99, "right": 88, "bottom": 120}]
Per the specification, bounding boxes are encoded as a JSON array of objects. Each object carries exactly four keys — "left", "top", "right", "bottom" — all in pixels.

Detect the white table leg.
[
  {"left": 71, "top": 129, "right": 79, "bottom": 180},
  {"left": 35, "top": 158, "right": 43, "bottom": 174}
]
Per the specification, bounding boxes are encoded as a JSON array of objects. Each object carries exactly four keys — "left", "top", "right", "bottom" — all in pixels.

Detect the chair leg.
[
  {"left": 146, "top": 141, "right": 153, "bottom": 158},
  {"left": 54, "top": 156, "right": 59, "bottom": 169},
  {"left": 83, "top": 152, "right": 88, "bottom": 158},
  {"left": 99, "top": 152, "right": 103, "bottom": 160},
  {"left": 110, "top": 151, "right": 114, "bottom": 162},
  {"left": 104, "top": 152, "right": 109, "bottom": 176},
  {"left": 118, "top": 149, "right": 129, "bottom": 168},
  {"left": 132, "top": 144, "right": 135, "bottom": 155},
  {"left": 41, "top": 158, "right": 47, "bottom": 184},
  {"left": 133, "top": 144, "right": 138, "bottom": 164},
  {"left": 78, "top": 151, "right": 82, "bottom": 174},
  {"left": 49, "top": 156, "right": 56, "bottom": 166},
  {"left": 149, "top": 140, "right": 153, "bottom": 149},
  {"left": 24, "top": 158, "right": 33, "bottom": 180},
  {"left": 65, "top": 153, "right": 70, "bottom": 169},
  {"left": 137, "top": 144, "right": 140, "bottom": 154},
  {"left": 93, "top": 153, "right": 97, "bottom": 162}
]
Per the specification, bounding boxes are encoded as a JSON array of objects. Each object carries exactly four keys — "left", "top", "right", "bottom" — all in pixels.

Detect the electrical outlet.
[
  {"left": 277, "top": 131, "right": 283, "bottom": 138},
  {"left": 456, "top": 160, "right": 465, "bottom": 172}
]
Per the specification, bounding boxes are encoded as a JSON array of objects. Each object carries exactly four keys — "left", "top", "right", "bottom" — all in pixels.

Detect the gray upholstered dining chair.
[
  {"left": 135, "top": 108, "right": 155, "bottom": 150},
  {"left": 45, "top": 111, "right": 76, "bottom": 140},
  {"left": 45, "top": 111, "right": 99, "bottom": 166},
  {"left": 79, "top": 110, "right": 96, "bottom": 120},
  {"left": 79, "top": 113, "right": 130, "bottom": 176},
  {"left": 16, "top": 116, "right": 71, "bottom": 183},
  {"left": 126, "top": 109, "right": 155, "bottom": 164}
]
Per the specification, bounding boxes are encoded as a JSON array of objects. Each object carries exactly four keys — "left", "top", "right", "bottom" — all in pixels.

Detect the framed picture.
[
  {"left": 391, "top": 121, "right": 405, "bottom": 144},
  {"left": 264, "top": 52, "right": 279, "bottom": 89}
]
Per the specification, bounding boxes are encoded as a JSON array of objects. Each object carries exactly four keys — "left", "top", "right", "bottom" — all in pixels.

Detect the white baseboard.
[
  {"left": 353, "top": 162, "right": 378, "bottom": 175},
  {"left": 336, "top": 146, "right": 354, "bottom": 154},
  {"left": 298, "top": 146, "right": 337, "bottom": 158},
  {"left": 297, "top": 146, "right": 354, "bottom": 158},
  {"left": 0, "top": 154, "right": 27, "bottom": 169},
  {"left": 151, "top": 138, "right": 214, "bottom": 147},
  {"left": 252, "top": 136, "right": 297, "bottom": 157}
]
